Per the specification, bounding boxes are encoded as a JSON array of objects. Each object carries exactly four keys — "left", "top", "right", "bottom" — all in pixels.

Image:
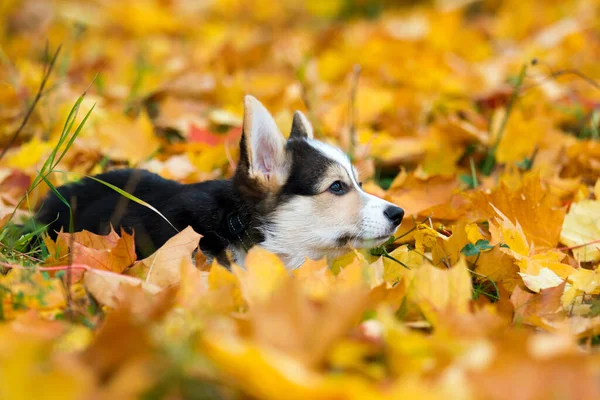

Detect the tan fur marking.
[{"left": 311, "top": 164, "right": 362, "bottom": 228}]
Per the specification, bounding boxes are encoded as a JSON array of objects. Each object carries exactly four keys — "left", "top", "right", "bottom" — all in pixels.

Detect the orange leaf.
[{"left": 59, "top": 228, "right": 136, "bottom": 273}]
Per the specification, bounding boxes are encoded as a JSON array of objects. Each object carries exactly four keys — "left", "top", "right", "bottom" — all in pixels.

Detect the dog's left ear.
[
  {"left": 241, "top": 95, "right": 288, "bottom": 184},
  {"left": 289, "top": 110, "right": 314, "bottom": 140}
]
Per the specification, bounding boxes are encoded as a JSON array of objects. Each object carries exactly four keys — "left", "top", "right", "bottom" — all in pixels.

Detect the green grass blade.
[
  {"left": 39, "top": 174, "right": 74, "bottom": 234},
  {"left": 84, "top": 175, "right": 179, "bottom": 233},
  {"left": 53, "top": 103, "right": 96, "bottom": 169},
  {"left": 31, "top": 95, "right": 85, "bottom": 188}
]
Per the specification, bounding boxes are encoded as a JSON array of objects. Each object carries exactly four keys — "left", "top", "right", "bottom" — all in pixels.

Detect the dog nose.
[{"left": 384, "top": 206, "right": 404, "bottom": 226}]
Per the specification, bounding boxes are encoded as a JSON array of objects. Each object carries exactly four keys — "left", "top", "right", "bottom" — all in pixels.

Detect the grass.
[{"left": 1, "top": 79, "right": 179, "bottom": 272}]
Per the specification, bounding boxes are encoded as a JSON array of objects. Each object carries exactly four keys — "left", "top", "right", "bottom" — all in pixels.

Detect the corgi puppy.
[{"left": 36, "top": 95, "right": 404, "bottom": 269}]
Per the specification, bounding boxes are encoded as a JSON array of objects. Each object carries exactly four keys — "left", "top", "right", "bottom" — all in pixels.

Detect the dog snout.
[{"left": 384, "top": 206, "right": 404, "bottom": 226}]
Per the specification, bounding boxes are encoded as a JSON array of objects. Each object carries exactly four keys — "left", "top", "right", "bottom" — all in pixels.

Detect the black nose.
[{"left": 384, "top": 206, "right": 404, "bottom": 226}]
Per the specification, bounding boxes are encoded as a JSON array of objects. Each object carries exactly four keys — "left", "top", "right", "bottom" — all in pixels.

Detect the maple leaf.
[
  {"left": 468, "top": 175, "right": 566, "bottom": 251},
  {"left": 510, "top": 282, "right": 566, "bottom": 330},
  {"left": 58, "top": 228, "right": 137, "bottom": 273},
  {"left": 408, "top": 257, "right": 473, "bottom": 326}
]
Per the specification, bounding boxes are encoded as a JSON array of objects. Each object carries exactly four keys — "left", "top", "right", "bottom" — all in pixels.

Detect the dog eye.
[
  {"left": 359, "top": 181, "right": 363, "bottom": 188},
  {"left": 328, "top": 181, "right": 346, "bottom": 195}
]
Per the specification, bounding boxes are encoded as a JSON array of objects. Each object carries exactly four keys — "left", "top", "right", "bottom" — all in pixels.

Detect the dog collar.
[{"left": 226, "top": 212, "right": 258, "bottom": 252}]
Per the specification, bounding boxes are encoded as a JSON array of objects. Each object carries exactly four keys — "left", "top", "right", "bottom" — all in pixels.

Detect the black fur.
[
  {"left": 35, "top": 119, "right": 327, "bottom": 263},
  {"left": 36, "top": 169, "right": 264, "bottom": 261},
  {"left": 281, "top": 139, "right": 333, "bottom": 196}
]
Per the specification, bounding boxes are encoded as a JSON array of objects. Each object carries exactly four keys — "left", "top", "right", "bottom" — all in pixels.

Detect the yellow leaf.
[
  {"left": 413, "top": 223, "right": 445, "bottom": 252},
  {"left": 234, "top": 247, "right": 288, "bottom": 305},
  {"left": 84, "top": 111, "right": 160, "bottom": 165},
  {"left": 383, "top": 245, "right": 422, "bottom": 284},
  {"left": 562, "top": 268, "right": 600, "bottom": 307},
  {"left": 178, "top": 257, "right": 209, "bottom": 309},
  {"left": 409, "top": 257, "right": 472, "bottom": 323},
  {"left": 516, "top": 249, "right": 574, "bottom": 278},
  {"left": 489, "top": 206, "right": 530, "bottom": 259},
  {"left": 519, "top": 267, "right": 564, "bottom": 293},
  {"left": 469, "top": 175, "right": 565, "bottom": 250},
  {"left": 208, "top": 261, "right": 244, "bottom": 310},
  {"left": 415, "top": 128, "right": 463, "bottom": 178},
  {"left": 466, "top": 223, "right": 486, "bottom": 244},
  {"left": 3, "top": 137, "right": 54, "bottom": 170},
  {"left": 0, "top": 323, "right": 94, "bottom": 400},
  {"left": 496, "top": 109, "right": 547, "bottom": 163},
  {"left": 569, "top": 268, "right": 600, "bottom": 294},
  {"left": 474, "top": 246, "right": 520, "bottom": 291},
  {"left": 293, "top": 258, "right": 335, "bottom": 301},
  {"left": 560, "top": 199, "right": 600, "bottom": 262}
]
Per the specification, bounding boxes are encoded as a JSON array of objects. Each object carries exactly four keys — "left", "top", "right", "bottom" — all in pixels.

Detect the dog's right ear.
[
  {"left": 240, "top": 95, "right": 288, "bottom": 186},
  {"left": 289, "top": 110, "right": 314, "bottom": 140}
]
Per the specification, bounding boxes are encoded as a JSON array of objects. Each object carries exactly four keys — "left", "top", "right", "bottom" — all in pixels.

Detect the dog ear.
[
  {"left": 289, "top": 110, "right": 314, "bottom": 140},
  {"left": 241, "top": 95, "right": 288, "bottom": 184}
]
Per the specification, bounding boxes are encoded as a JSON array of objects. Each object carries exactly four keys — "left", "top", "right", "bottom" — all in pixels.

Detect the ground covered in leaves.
[{"left": 1, "top": 0, "right": 600, "bottom": 399}]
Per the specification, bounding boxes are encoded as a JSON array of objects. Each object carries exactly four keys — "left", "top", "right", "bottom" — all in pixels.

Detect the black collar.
[{"left": 226, "top": 212, "right": 262, "bottom": 252}]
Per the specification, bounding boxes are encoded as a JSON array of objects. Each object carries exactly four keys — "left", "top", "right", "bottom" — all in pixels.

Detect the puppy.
[{"left": 36, "top": 96, "right": 404, "bottom": 269}]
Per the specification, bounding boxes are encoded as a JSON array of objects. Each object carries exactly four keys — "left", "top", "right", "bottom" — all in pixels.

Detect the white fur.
[
  {"left": 306, "top": 139, "right": 400, "bottom": 241},
  {"left": 261, "top": 139, "right": 402, "bottom": 270}
]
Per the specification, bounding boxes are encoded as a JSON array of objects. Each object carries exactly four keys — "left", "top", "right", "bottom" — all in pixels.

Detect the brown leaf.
[
  {"left": 84, "top": 269, "right": 161, "bottom": 308},
  {"left": 510, "top": 281, "right": 567, "bottom": 329},
  {"left": 42, "top": 233, "right": 70, "bottom": 266},
  {"left": 59, "top": 228, "right": 137, "bottom": 273},
  {"left": 475, "top": 246, "right": 521, "bottom": 291},
  {"left": 125, "top": 226, "right": 201, "bottom": 288},
  {"left": 471, "top": 331, "right": 600, "bottom": 400},
  {"left": 81, "top": 308, "right": 155, "bottom": 381},
  {"left": 385, "top": 174, "right": 461, "bottom": 219}
]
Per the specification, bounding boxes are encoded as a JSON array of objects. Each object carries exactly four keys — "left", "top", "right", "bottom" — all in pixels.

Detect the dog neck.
[
  {"left": 224, "top": 211, "right": 264, "bottom": 266},
  {"left": 226, "top": 212, "right": 261, "bottom": 251}
]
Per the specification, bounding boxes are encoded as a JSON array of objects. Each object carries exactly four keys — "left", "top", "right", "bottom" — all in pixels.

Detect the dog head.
[{"left": 235, "top": 95, "right": 404, "bottom": 269}]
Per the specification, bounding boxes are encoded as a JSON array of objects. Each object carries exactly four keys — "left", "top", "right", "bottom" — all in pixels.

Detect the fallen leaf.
[
  {"left": 409, "top": 257, "right": 473, "bottom": 325},
  {"left": 519, "top": 267, "right": 564, "bottom": 293},
  {"left": 125, "top": 226, "right": 201, "bottom": 288},
  {"left": 83, "top": 269, "right": 161, "bottom": 308},
  {"left": 560, "top": 199, "right": 600, "bottom": 262},
  {"left": 59, "top": 228, "right": 136, "bottom": 273},
  {"left": 469, "top": 175, "right": 566, "bottom": 251},
  {"left": 234, "top": 247, "right": 289, "bottom": 306}
]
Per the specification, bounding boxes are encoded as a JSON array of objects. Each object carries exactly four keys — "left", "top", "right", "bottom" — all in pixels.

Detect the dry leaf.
[
  {"left": 560, "top": 199, "right": 600, "bottom": 262},
  {"left": 126, "top": 226, "right": 201, "bottom": 288}
]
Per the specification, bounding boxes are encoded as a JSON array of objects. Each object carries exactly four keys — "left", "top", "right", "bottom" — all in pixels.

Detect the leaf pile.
[{"left": 2, "top": 0, "right": 600, "bottom": 399}]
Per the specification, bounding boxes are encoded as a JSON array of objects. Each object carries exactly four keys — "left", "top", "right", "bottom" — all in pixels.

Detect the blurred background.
[
  {"left": 2, "top": 2, "right": 600, "bottom": 399},
  {"left": 0, "top": 0, "right": 599, "bottom": 218}
]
